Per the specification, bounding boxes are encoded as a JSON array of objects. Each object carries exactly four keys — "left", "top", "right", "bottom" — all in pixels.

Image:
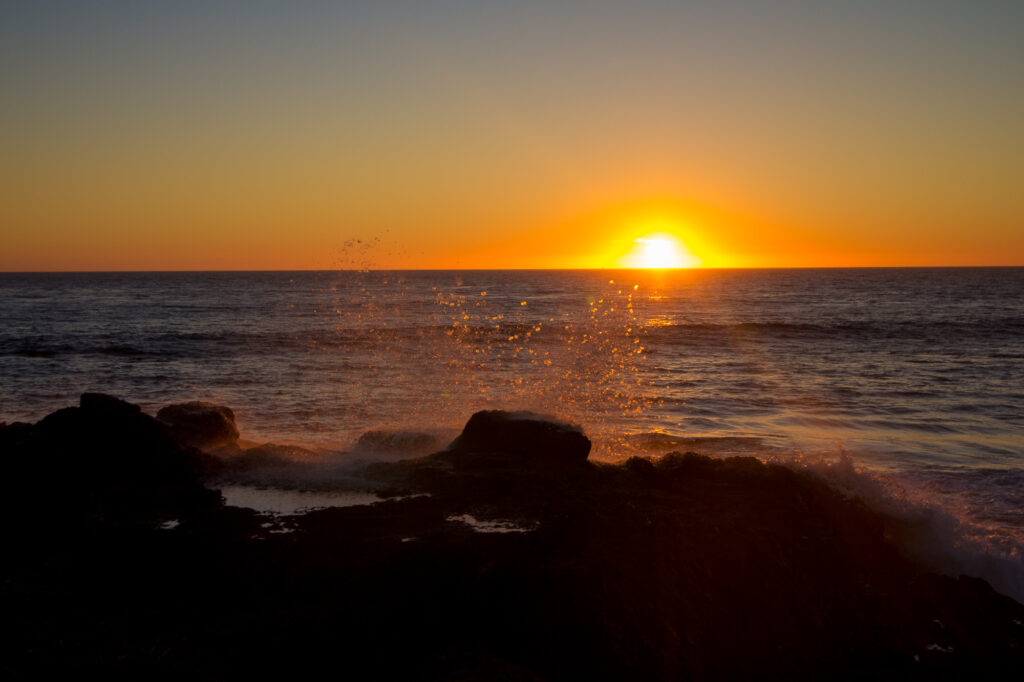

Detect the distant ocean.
[{"left": 2, "top": 268, "right": 1023, "bottom": 595}]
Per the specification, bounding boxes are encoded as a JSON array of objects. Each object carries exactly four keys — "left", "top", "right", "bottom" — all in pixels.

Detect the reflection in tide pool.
[
  {"left": 447, "top": 513, "right": 537, "bottom": 534},
  {"left": 218, "top": 484, "right": 382, "bottom": 516}
]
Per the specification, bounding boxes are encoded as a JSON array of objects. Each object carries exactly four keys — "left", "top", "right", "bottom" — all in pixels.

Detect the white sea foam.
[
  {"left": 783, "top": 448, "right": 1024, "bottom": 602},
  {"left": 447, "top": 514, "right": 537, "bottom": 534}
]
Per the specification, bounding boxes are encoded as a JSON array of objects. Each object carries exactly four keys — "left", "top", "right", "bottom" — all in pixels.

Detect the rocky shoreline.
[{"left": 2, "top": 394, "right": 1022, "bottom": 680}]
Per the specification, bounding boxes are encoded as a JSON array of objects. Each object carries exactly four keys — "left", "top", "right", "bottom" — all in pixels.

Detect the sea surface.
[{"left": 2, "top": 268, "right": 1023, "bottom": 595}]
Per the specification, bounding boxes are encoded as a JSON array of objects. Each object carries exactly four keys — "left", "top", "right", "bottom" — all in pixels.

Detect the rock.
[
  {"left": 624, "top": 455, "right": 656, "bottom": 475},
  {"left": 0, "top": 421, "right": 34, "bottom": 450},
  {"left": 80, "top": 392, "right": 142, "bottom": 417},
  {"left": 157, "top": 401, "right": 239, "bottom": 451},
  {"left": 3, "top": 394, "right": 221, "bottom": 527},
  {"left": 445, "top": 410, "right": 591, "bottom": 466}
]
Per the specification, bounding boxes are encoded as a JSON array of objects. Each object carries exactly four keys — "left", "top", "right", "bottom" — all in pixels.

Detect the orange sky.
[{"left": 2, "top": 2, "right": 1021, "bottom": 270}]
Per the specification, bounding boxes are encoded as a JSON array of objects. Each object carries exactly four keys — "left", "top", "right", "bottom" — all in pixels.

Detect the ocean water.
[{"left": 2, "top": 268, "right": 1023, "bottom": 593}]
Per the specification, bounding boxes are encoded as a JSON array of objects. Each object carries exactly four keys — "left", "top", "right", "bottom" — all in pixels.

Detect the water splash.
[
  {"left": 783, "top": 446, "right": 1024, "bottom": 602},
  {"left": 316, "top": 272, "right": 662, "bottom": 453}
]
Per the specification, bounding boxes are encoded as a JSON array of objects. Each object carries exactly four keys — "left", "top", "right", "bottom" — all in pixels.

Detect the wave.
[
  {"left": 785, "top": 450, "right": 1024, "bottom": 603},
  {"left": 0, "top": 330, "right": 318, "bottom": 360},
  {"left": 3, "top": 313, "right": 1020, "bottom": 365}
]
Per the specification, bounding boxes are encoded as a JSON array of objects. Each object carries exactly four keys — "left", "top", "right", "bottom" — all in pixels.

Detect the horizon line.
[{"left": 2, "top": 265, "right": 1023, "bottom": 275}]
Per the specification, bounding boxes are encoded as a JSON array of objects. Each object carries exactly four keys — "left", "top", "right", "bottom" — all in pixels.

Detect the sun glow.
[{"left": 618, "top": 232, "right": 701, "bottom": 269}]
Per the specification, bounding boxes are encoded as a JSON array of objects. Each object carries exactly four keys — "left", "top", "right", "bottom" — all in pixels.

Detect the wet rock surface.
[
  {"left": 2, "top": 397, "right": 1022, "bottom": 680},
  {"left": 156, "top": 400, "right": 240, "bottom": 451},
  {"left": 1, "top": 393, "right": 220, "bottom": 527},
  {"left": 444, "top": 409, "right": 592, "bottom": 467}
]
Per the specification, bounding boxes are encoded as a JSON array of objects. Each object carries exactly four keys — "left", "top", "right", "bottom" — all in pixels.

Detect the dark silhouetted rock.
[
  {"left": 2, "top": 393, "right": 220, "bottom": 527},
  {"left": 624, "top": 455, "right": 656, "bottom": 475},
  {"left": 0, "top": 421, "right": 34, "bottom": 450},
  {"left": 445, "top": 410, "right": 591, "bottom": 467},
  {"left": 157, "top": 401, "right": 239, "bottom": 451},
  {"left": 80, "top": 392, "right": 142, "bottom": 417}
]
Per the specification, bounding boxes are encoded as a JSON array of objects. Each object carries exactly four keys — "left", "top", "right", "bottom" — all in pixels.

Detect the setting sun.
[{"left": 618, "top": 233, "right": 702, "bottom": 269}]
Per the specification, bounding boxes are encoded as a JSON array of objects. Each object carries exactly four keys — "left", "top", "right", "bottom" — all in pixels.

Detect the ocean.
[{"left": 2, "top": 268, "right": 1023, "bottom": 596}]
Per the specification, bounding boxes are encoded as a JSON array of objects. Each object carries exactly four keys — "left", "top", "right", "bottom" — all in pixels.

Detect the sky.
[{"left": 1, "top": 0, "right": 1021, "bottom": 270}]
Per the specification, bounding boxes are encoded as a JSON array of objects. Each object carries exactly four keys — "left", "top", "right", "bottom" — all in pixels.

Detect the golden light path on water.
[{"left": 315, "top": 267, "right": 766, "bottom": 463}]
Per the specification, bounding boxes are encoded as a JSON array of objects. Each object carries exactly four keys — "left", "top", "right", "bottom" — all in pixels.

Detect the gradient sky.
[{"left": 2, "top": 0, "right": 1021, "bottom": 270}]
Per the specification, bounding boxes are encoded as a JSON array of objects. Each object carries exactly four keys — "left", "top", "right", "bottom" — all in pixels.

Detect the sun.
[{"left": 618, "top": 232, "right": 701, "bottom": 269}]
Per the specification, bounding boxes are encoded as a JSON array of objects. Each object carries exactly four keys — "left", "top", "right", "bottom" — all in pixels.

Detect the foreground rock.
[
  {"left": 156, "top": 401, "right": 240, "bottom": 451},
  {"left": 443, "top": 409, "right": 591, "bottom": 467},
  {"left": 1, "top": 397, "right": 1022, "bottom": 681},
  {"left": 1, "top": 393, "right": 220, "bottom": 527},
  {"left": 450, "top": 409, "right": 593, "bottom": 462}
]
